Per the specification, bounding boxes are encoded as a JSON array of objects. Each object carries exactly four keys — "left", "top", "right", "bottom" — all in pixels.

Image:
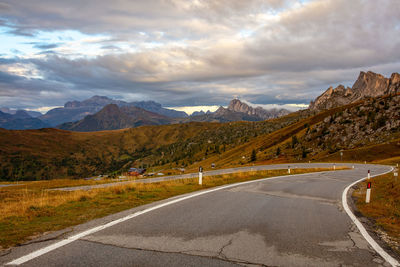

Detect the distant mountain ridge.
[
  {"left": 38, "top": 96, "right": 188, "bottom": 126},
  {"left": 58, "top": 104, "right": 173, "bottom": 132},
  {"left": 228, "top": 99, "right": 291, "bottom": 120},
  {"left": 186, "top": 106, "right": 261, "bottom": 123},
  {"left": 309, "top": 71, "right": 400, "bottom": 111},
  {"left": 184, "top": 99, "right": 291, "bottom": 123},
  {"left": 130, "top": 101, "right": 187, "bottom": 118},
  {"left": 0, "top": 107, "right": 42, "bottom": 118},
  {"left": 0, "top": 110, "right": 49, "bottom": 130}
]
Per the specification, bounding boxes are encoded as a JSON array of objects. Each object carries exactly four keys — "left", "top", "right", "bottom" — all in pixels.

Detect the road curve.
[
  {"left": 53, "top": 162, "right": 346, "bottom": 191},
  {"left": 1, "top": 163, "right": 397, "bottom": 267}
]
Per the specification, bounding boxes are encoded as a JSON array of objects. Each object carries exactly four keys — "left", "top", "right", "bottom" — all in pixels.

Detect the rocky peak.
[
  {"left": 309, "top": 71, "right": 400, "bottom": 112},
  {"left": 351, "top": 71, "right": 389, "bottom": 99},
  {"left": 97, "top": 103, "right": 120, "bottom": 115},
  {"left": 64, "top": 96, "right": 123, "bottom": 108},
  {"left": 215, "top": 106, "right": 229, "bottom": 116},
  {"left": 309, "top": 85, "right": 352, "bottom": 111},
  {"left": 228, "top": 99, "right": 290, "bottom": 120},
  {"left": 64, "top": 100, "right": 81, "bottom": 108},
  {"left": 228, "top": 99, "right": 254, "bottom": 115}
]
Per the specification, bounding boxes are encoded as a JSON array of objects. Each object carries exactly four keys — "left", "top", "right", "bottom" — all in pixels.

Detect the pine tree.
[
  {"left": 291, "top": 135, "right": 298, "bottom": 148},
  {"left": 251, "top": 149, "right": 257, "bottom": 162}
]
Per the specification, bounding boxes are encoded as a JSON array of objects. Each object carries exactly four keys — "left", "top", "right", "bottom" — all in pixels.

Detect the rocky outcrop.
[
  {"left": 388, "top": 73, "right": 400, "bottom": 95},
  {"left": 309, "top": 71, "right": 400, "bottom": 111},
  {"left": 304, "top": 95, "right": 400, "bottom": 153},
  {"left": 309, "top": 85, "right": 353, "bottom": 111},
  {"left": 228, "top": 99, "right": 290, "bottom": 120}
]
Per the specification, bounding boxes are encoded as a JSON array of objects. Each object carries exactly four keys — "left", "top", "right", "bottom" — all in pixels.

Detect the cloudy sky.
[{"left": 0, "top": 0, "right": 399, "bottom": 113}]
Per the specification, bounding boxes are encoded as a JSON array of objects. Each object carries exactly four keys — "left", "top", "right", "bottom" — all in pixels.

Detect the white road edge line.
[
  {"left": 342, "top": 166, "right": 399, "bottom": 267},
  {"left": 6, "top": 169, "right": 337, "bottom": 266}
]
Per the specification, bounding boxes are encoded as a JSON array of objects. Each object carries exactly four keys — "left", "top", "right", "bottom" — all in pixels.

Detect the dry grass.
[
  {"left": 374, "top": 156, "right": 400, "bottom": 166},
  {"left": 0, "top": 167, "right": 342, "bottom": 249},
  {"left": 353, "top": 171, "right": 400, "bottom": 253}
]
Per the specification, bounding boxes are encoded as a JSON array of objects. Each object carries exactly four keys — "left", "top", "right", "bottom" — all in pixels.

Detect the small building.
[{"left": 128, "top": 167, "right": 146, "bottom": 176}]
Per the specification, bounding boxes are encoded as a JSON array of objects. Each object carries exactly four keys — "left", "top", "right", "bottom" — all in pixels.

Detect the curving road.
[
  {"left": 2, "top": 163, "right": 397, "bottom": 266},
  {"left": 54, "top": 163, "right": 345, "bottom": 191}
]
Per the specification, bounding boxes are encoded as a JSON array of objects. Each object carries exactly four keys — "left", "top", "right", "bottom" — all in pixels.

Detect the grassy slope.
[
  {"left": 0, "top": 123, "right": 222, "bottom": 180},
  {"left": 353, "top": 172, "right": 400, "bottom": 254},
  {"left": 0, "top": 111, "right": 306, "bottom": 181},
  {"left": 187, "top": 103, "right": 359, "bottom": 170}
]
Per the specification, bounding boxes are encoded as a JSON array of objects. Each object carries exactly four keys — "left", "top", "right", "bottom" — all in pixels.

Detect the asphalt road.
[
  {"left": 1, "top": 163, "right": 396, "bottom": 267},
  {"left": 53, "top": 162, "right": 345, "bottom": 191}
]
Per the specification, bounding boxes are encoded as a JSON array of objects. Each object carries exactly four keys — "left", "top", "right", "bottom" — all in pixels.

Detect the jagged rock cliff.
[
  {"left": 228, "top": 99, "right": 290, "bottom": 120},
  {"left": 310, "top": 71, "right": 400, "bottom": 111}
]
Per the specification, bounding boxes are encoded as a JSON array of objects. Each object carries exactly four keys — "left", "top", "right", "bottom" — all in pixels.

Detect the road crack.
[
  {"left": 81, "top": 239, "right": 274, "bottom": 266},
  {"left": 11, "top": 228, "right": 74, "bottom": 249},
  {"left": 217, "top": 238, "right": 233, "bottom": 259}
]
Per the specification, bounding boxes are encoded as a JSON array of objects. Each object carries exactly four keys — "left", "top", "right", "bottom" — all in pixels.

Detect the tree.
[
  {"left": 291, "top": 135, "right": 298, "bottom": 148},
  {"left": 276, "top": 147, "right": 281, "bottom": 156},
  {"left": 302, "top": 147, "right": 308, "bottom": 158},
  {"left": 251, "top": 149, "right": 257, "bottom": 162}
]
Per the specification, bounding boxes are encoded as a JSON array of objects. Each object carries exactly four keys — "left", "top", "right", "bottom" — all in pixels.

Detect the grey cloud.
[
  {"left": 32, "top": 43, "right": 60, "bottom": 49},
  {"left": 0, "top": 0, "right": 399, "bottom": 109}
]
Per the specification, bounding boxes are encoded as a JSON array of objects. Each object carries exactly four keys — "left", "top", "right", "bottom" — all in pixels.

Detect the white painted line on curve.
[{"left": 342, "top": 167, "right": 399, "bottom": 267}]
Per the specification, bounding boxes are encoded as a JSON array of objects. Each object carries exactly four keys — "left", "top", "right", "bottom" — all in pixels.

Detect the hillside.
[
  {"left": 190, "top": 94, "right": 400, "bottom": 170},
  {"left": 0, "top": 108, "right": 309, "bottom": 181},
  {"left": 0, "top": 123, "right": 223, "bottom": 181}
]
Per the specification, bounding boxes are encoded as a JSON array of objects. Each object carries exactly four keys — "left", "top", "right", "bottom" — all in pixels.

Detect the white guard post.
[
  {"left": 199, "top": 166, "right": 203, "bottom": 185},
  {"left": 288, "top": 166, "right": 291, "bottom": 174},
  {"left": 333, "top": 163, "right": 336, "bottom": 170},
  {"left": 366, "top": 182, "right": 371, "bottom": 203}
]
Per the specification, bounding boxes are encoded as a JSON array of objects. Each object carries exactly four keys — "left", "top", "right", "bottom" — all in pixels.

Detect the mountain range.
[
  {"left": 57, "top": 99, "right": 291, "bottom": 132},
  {"left": 2, "top": 70, "right": 398, "bottom": 131},
  {"left": 58, "top": 104, "right": 172, "bottom": 132},
  {"left": 39, "top": 96, "right": 188, "bottom": 127},
  {"left": 0, "top": 96, "right": 293, "bottom": 131},
  {"left": 0, "top": 108, "right": 42, "bottom": 118}
]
